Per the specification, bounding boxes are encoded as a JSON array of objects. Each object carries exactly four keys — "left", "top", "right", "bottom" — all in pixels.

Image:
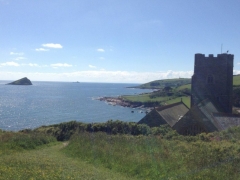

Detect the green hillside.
[
  {"left": 133, "top": 78, "right": 191, "bottom": 89},
  {"left": 123, "top": 75, "right": 240, "bottom": 108}
]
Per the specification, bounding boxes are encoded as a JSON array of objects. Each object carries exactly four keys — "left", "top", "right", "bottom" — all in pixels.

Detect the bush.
[{"left": 0, "top": 131, "right": 56, "bottom": 153}]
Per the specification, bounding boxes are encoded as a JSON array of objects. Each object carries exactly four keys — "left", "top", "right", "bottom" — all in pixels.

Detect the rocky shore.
[{"left": 96, "top": 96, "right": 153, "bottom": 112}]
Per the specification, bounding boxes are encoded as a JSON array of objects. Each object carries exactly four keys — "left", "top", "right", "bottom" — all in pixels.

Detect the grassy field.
[
  {"left": 122, "top": 94, "right": 169, "bottom": 102},
  {"left": 0, "top": 143, "right": 134, "bottom": 180},
  {"left": 63, "top": 128, "right": 240, "bottom": 180},
  {"left": 0, "top": 130, "right": 134, "bottom": 180},
  {"left": 1, "top": 122, "right": 240, "bottom": 179}
]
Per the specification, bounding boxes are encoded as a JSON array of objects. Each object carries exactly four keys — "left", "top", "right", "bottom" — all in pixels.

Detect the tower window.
[{"left": 207, "top": 75, "right": 214, "bottom": 84}]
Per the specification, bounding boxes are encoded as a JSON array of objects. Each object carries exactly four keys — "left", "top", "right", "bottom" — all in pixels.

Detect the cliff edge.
[{"left": 7, "top": 77, "right": 32, "bottom": 85}]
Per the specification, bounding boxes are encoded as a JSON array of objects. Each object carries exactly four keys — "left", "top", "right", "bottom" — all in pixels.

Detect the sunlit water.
[{"left": 0, "top": 81, "right": 152, "bottom": 131}]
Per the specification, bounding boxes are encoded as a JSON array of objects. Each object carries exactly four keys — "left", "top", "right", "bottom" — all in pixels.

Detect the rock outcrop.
[{"left": 7, "top": 77, "right": 32, "bottom": 85}]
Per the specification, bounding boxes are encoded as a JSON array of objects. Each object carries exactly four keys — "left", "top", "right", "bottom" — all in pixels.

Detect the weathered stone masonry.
[{"left": 191, "top": 53, "right": 234, "bottom": 113}]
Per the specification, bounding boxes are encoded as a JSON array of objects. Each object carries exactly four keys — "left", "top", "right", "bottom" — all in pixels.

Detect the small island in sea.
[{"left": 6, "top": 77, "right": 32, "bottom": 85}]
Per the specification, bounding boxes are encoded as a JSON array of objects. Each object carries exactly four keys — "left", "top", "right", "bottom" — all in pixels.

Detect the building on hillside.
[
  {"left": 138, "top": 102, "right": 189, "bottom": 128},
  {"left": 138, "top": 53, "right": 240, "bottom": 135},
  {"left": 191, "top": 53, "right": 234, "bottom": 113}
]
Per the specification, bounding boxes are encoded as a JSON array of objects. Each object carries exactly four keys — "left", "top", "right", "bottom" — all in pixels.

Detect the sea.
[{"left": 0, "top": 81, "right": 152, "bottom": 131}]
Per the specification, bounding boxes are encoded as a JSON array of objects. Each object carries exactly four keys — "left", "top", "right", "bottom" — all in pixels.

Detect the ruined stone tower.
[{"left": 191, "top": 53, "right": 234, "bottom": 113}]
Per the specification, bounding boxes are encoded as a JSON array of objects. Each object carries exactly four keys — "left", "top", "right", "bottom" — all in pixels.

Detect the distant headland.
[{"left": 6, "top": 77, "right": 32, "bottom": 85}]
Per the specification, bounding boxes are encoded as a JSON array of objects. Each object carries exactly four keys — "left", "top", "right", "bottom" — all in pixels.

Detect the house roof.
[
  {"left": 174, "top": 98, "right": 240, "bottom": 134},
  {"left": 212, "top": 113, "right": 240, "bottom": 131},
  {"left": 138, "top": 101, "right": 189, "bottom": 127},
  {"left": 193, "top": 99, "right": 240, "bottom": 132},
  {"left": 191, "top": 99, "right": 220, "bottom": 132},
  {"left": 156, "top": 102, "right": 189, "bottom": 127},
  {"left": 137, "top": 109, "right": 167, "bottom": 127}
]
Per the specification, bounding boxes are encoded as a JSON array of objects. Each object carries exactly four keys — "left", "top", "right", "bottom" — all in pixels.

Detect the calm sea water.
[{"left": 0, "top": 81, "right": 152, "bottom": 131}]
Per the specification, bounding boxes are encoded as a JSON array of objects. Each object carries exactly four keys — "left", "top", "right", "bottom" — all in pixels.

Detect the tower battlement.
[{"left": 194, "top": 53, "right": 234, "bottom": 67}]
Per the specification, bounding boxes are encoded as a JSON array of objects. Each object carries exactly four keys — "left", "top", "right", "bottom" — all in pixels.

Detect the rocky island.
[{"left": 7, "top": 77, "right": 32, "bottom": 85}]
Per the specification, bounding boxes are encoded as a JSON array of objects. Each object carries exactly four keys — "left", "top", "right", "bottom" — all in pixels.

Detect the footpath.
[{"left": 0, "top": 142, "right": 134, "bottom": 180}]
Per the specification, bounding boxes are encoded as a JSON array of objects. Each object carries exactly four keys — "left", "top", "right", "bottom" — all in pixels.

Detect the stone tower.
[{"left": 191, "top": 53, "right": 234, "bottom": 113}]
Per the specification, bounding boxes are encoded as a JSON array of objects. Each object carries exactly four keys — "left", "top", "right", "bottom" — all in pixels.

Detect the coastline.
[{"left": 96, "top": 96, "right": 153, "bottom": 112}]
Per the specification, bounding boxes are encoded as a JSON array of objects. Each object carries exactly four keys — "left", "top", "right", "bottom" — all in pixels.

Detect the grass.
[
  {"left": 122, "top": 94, "right": 169, "bottom": 102},
  {"left": 1, "top": 123, "right": 240, "bottom": 179},
  {"left": 122, "top": 91, "right": 190, "bottom": 108},
  {"left": 63, "top": 131, "right": 240, "bottom": 180},
  {"left": 0, "top": 131, "right": 56, "bottom": 155},
  {"left": 165, "top": 96, "right": 190, "bottom": 108},
  {"left": 0, "top": 130, "right": 133, "bottom": 180},
  {"left": 175, "top": 83, "right": 191, "bottom": 91},
  {"left": 0, "top": 142, "right": 133, "bottom": 180}
]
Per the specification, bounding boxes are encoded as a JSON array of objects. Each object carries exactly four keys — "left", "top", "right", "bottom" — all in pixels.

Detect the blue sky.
[{"left": 1, "top": 0, "right": 240, "bottom": 83}]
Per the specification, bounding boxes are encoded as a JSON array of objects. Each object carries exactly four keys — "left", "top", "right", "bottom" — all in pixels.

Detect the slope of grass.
[
  {"left": 1, "top": 123, "right": 240, "bottom": 179},
  {"left": 0, "top": 130, "right": 134, "bottom": 180},
  {"left": 0, "top": 131, "right": 56, "bottom": 155},
  {"left": 0, "top": 142, "right": 133, "bottom": 180},
  {"left": 63, "top": 131, "right": 240, "bottom": 180}
]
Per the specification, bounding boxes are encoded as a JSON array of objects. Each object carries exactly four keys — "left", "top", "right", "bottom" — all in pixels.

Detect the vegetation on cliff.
[{"left": 131, "top": 78, "right": 191, "bottom": 89}]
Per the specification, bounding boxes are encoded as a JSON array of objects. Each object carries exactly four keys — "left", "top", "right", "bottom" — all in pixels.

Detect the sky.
[{"left": 1, "top": 0, "right": 240, "bottom": 83}]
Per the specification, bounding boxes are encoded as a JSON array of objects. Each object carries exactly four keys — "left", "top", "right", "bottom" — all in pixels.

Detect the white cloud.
[
  {"left": 97, "top": 48, "right": 105, "bottom": 52},
  {"left": 99, "top": 57, "right": 105, "bottom": 60},
  {"left": 0, "top": 70, "right": 194, "bottom": 83},
  {"left": 234, "top": 70, "right": 240, "bottom": 75},
  {"left": 42, "top": 43, "right": 63, "bottom": 49},
  {"left": 22, "top": 63, "right": 40, "bottom": 67},
  {"left": 50, "top": 63, "right": 72, "bottom": 68},
  {"left": 89, "top": 65, "right": 97, "bottom": 69},
  {"left": 35, "top": 48, "right": 49, "bottom": 52},
  {"left": 10, "top": 52, "right": 24, "bottom": 56},
  {"left": 3, "top": 69, "right": 240, "bottom": 83},
  {"left": 14, "top": 57, "right": 26, "bottom": 61},
  {"left": 0, "top": 61, "right": 20, "bottom": 67}
]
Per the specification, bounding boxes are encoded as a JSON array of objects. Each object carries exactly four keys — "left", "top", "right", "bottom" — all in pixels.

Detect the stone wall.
[{"left": 191, "top": 53, "right": 233, "bottom": 113}]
